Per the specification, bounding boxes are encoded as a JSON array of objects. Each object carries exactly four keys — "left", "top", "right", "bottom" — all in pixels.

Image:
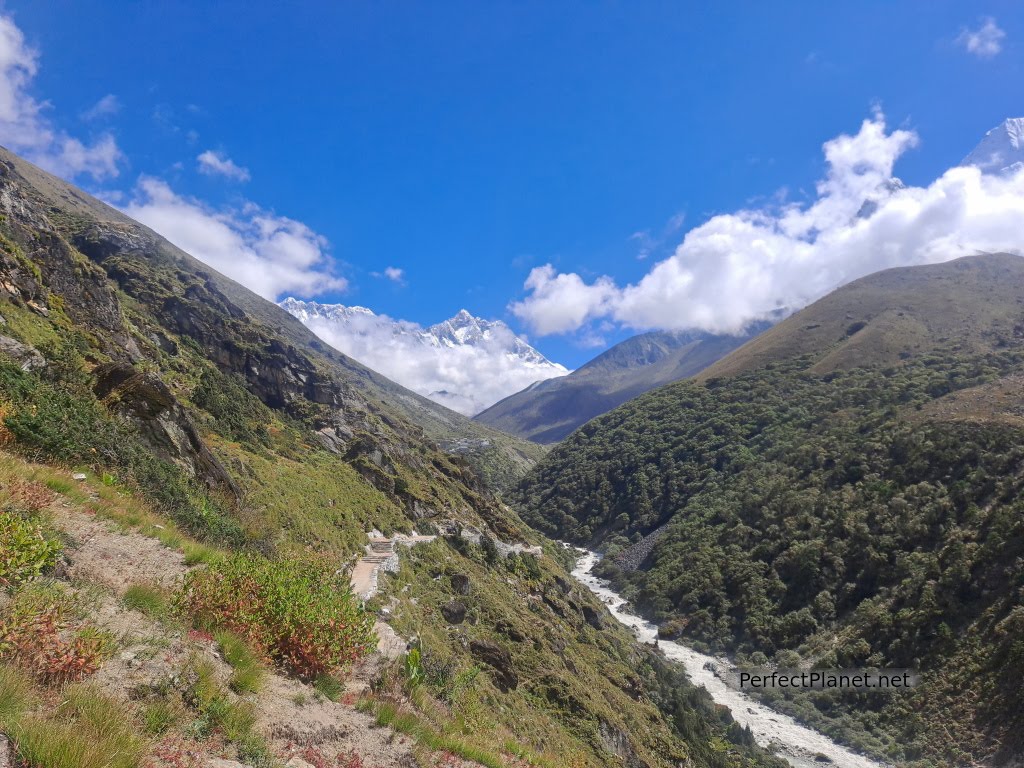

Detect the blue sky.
[{"left": 3, "top": 1, "right": 1023, "bottom": 369}]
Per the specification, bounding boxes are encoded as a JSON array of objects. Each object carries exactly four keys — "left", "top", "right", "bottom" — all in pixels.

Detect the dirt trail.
[{"left": 40, "top": 496, "right": 452, "bottom": 767}]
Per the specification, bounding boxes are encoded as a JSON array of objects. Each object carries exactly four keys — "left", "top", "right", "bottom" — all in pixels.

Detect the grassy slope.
[
  {"left": 0, "top": 148, "right": 783, "bottom": 768},
  {"left": 514, "top": 254, "right": 1024, "bottom": 767}
]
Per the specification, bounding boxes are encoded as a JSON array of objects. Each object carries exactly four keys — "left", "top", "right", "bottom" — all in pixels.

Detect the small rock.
[
  {"left": 26, "top": 300, "right": 49, "bottom": 317},
  {"left": 286, "top": 758, "right": 317, "bottom": 768},
  {"left": 72, "top": 473, "right": 88, "bottom": 481},
  {"left": 450, "top": 573, "right": 471, "bottom": 595}
]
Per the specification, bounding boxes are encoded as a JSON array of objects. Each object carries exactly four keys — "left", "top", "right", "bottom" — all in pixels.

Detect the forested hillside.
[{"left": 515, "top": 254, "right": 1024, "bottom": 767}]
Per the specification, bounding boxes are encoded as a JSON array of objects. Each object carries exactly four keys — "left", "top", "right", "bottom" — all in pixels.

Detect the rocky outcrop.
[
  {"left": 598, "top": 721, "right": 647, "bottom": 768},
  {"left": 0, "top": 335, "right": 45, "bottom": 371},
  {"left": 469, "top": 639, "right": 517, "bottom": 692},
  {"left": 93, "top": 362, "right": 238, "bottom": 495},
  {"left": 613, "top": 524, "right": 669, "bottom": 572}
]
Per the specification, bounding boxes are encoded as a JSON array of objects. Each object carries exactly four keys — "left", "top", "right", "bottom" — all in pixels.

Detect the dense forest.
[{"left": 515, "top": 345, "right": 1024, "bottom": 766}]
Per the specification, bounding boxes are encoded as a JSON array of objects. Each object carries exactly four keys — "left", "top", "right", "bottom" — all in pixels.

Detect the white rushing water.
[{"left": 571, "top": 550, "right": 890, "bottom": 768}]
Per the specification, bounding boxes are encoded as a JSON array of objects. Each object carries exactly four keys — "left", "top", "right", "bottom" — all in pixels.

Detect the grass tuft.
[
  {"left": 14, "top": 685, "right": 147, "bottom": 768},
  {"left": 215, "top": 629, "right": 265, "bottom": 694},
  {"left": 122, "top": 583, "right": 169, "bottom": 619}
]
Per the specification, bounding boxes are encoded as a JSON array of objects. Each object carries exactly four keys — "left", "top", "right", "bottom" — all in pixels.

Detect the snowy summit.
[
  {"left": 962, "top": 118, "right": 1024, "bottom": 175},
  {"left": 279, "top": 299, "right": 568, "bottom": 415}
]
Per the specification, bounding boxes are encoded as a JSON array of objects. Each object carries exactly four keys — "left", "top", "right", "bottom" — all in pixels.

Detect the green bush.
[
  {"left": 0, "top": 511, "right": 62, "bottom": 588},
  {"left": 178, "top": 553, "right": 375, "bottom": 681}
]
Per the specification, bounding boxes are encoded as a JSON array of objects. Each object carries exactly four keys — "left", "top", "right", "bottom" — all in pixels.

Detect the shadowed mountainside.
[{"left": 475, "top": 327, "right": 762, "bottom": 443}]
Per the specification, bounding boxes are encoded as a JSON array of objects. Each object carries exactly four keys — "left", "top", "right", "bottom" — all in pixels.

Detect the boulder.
[
  {"left": 581, "top": 604, "right": 604, "bottom": 630},
  {"left": 440, "top": 600, "right": 467, "bottom": 624}
]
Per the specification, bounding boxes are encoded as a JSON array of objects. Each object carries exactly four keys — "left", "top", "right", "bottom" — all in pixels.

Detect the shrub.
[
  {"left": 0, "top": 584, "right": 114, "bottom": 684},
  {"left": 0, "top": 511, "right": 62, "bottom": 588},
  {"left": 2, "top": 480, "right": 54, "bottom": 515},
  {"left": 178, "top": 553, "right": 375, "bottom": 681}
]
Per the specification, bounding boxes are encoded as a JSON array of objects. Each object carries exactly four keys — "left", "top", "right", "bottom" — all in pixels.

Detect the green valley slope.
[{"left": 514, "top": 253, "right": 1024, "bottom": 767}]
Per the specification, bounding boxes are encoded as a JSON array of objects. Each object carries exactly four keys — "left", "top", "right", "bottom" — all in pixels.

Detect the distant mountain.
[
  {"left": 962, "top": 117, "right": 1024, "bottom": 175},
  {"left": 474, "top": 327, "right": 763, "bottom": 443},
  {"left": 279, "top": 300, "right": 567, "bottom": 416}
]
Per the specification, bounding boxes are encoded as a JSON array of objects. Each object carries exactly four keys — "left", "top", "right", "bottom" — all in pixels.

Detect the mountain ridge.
[
  {"left": 0, "top": 144, "right": 782, "bottom": 768},
  {"left": 475, "top": 326, "right": 764, "bottom": 443}
]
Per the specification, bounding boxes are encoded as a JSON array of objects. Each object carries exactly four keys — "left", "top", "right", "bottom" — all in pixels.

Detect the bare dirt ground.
[{"left": 57, "top": 500, "right": 188, "bottom": 591}]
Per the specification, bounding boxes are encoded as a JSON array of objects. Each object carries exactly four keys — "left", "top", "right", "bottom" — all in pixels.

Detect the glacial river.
[{"left": 571, "top": 550, "right": 890, "bottom": 768}]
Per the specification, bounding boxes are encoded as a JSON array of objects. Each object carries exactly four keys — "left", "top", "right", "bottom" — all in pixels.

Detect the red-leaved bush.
[
  {"left": 0, "top": 587, "right": 112, "bottom": 684},
  {"left": 177, "top": 553, "right": 375, "bottom": 681}
]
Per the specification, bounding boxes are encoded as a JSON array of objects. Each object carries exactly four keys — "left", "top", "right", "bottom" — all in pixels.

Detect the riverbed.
[{"left": 571, "top": 550, "right": 890, "bottom": 768}]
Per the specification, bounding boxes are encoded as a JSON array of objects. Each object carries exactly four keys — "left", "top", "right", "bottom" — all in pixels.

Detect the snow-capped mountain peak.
[
  {"left": 278, "top": 299, "right": 568, "bottom": 415},
  {"left": 962, "top": 118, "right": 1024, "bottom": 175}
]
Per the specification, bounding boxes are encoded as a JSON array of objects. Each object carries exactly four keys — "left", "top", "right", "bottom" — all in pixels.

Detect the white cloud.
[
  {"left": 510, "top": 265, "right": 618, "bottom": 335},
  {"left": 383, "top": 266, "right": 404, "bottom": 282},
  {"left": 197, "top": 149, "right": 250, "bottom": 181},
  {"left": 957, "top": 18, "right": 1005, "bottom": 58},
  {"left": 0, "top": 14, "right": 122, "bottom": 179},
  {"left": 80, "top": 94, "right": 120, "bottom": 121},
  {"left": 124, "top": 177, "right": 346, "bottom": 300},
  {"left": 512, "top": 112, "right": 1024, "bottom": 337},
  {"left": 282, "top": 302, "right": 568, "bottom": 415}
]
